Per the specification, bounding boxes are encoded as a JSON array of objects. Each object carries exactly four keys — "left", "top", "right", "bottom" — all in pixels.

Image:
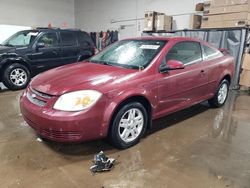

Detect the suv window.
[
  {"left": 166, "top": 41, "right": 202, "bottom": 65},
  {"left": 78, "top": 32, "right": 93, "bottom": 46},
  {"left": 61, "top": 32, "right": 77, "bottom": 46},
  {"left": 37, "top": 32, "right": 58, "bottom": 47},
  {"left": 203, "top": 45, "right": 222, "bottom": 60}
]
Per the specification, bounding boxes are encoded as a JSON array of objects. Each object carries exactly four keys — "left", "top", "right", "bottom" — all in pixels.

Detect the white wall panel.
[
  {"left": 0, "top": 0, "right": 75, "bottom": 28},
  {"left": 0, "top": 25, "right": 31, "bottom": 43},
  {"left": 75, "top": 0, "right": 203, "bottom": 38}
]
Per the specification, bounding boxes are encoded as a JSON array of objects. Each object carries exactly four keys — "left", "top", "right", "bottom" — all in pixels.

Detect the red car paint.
[{"left": 20, "top": 37, "right": 235, "bottom": 142}]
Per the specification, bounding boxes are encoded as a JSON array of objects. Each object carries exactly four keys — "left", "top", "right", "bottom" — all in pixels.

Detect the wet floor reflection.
[
  {"left": 208, "top": 91, "right": 238, "bottom": 143},
  {"left": 1, "top": 90, "right": 250, "bottom": 187}
]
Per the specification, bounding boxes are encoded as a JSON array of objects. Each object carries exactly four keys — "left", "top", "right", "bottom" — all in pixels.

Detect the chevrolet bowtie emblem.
[{"left": 31, "top": 94, "right": 36, "bottom": 98}]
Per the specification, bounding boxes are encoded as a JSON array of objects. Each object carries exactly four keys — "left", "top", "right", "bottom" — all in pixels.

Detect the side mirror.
[
  {"left": 167, "top": 60, "right": 185, "bottom": 70},
  {"left": 160, "top": 59, "right": 185, "bottom": 73},
  {"left": 36, "top": 42, "right": 45, "bottom": 49}
]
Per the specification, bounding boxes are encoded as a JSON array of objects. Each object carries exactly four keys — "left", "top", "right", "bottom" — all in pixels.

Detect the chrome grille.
[
  {"left": 26, "top": 87, "right": 53, "bottom": 107},
  {"left": 30, "top": 87, "right": 52, "bottom": 99},
  {"left": 27, "top": 91, "right": 46, "bottom": 107}
]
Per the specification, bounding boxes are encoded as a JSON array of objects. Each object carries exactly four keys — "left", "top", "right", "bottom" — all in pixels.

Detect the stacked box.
[
  {"left": 202, "top": 0, "right": 250, "bottom": 28},
  {"left": 196, "top": 3, "right": 204, "bottom": 11},
  {"left": 144, "top": 11, "right": 157, "bottom": 31},
  {"left": 155, "top": 14, "right": 172, "bottom": 31},
  {"left": 240, "top": 53, "right": 250, "bottom": 87},
  {"left": 190, "top": 14, "right": 202, "bottom": 29},
  {"left": 144, "top": 11, "right": 172, "bottom": 31}
]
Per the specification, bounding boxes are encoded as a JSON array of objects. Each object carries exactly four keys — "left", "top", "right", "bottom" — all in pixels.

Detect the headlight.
[{"left": 53, "top": 90, "right": 102, "bottom": 112}]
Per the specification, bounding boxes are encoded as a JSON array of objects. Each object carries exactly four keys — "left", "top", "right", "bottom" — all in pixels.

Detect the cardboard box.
[
  {"left": 242, "top": 53, "right": 250, "bottom": 70},
  {"left": 190, "top": 14, "right": 202, "bottom": 29},
  {"left": 201, "top": 19, "right": 250, "bottom": 28},
  {"left": 240, "top": 69, "right": 250, "bottom": 87},
  {"left": 144, "top": 11, "right": 157, "bottom": 31},
  {"left": 204, "top": 0, "right": 249, "bottom": 8},
  {"left": 155, "top": 14, "right": 172, "bottom": 31},
  {"left": 196, "top": 3, "right": 204, "bottom": 11},
  {"left": 204, "top": 4, "right": 250, "bottom": 15},
  {"left": 203, "top": 12, "right": 250, "bottom": 22}
]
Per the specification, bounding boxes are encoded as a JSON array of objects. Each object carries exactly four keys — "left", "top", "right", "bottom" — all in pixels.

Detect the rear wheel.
[
  {"left": 2, "top": 63, "right": 30, "bottom": 90},
  {"left": 208, "top": 79, "right": 229, "bottom": 108},
  {"left": 109, "top": 102, "right": 147, "bottom": 149}
]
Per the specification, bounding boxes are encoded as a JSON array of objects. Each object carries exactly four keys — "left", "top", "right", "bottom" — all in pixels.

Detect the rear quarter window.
[
  {"left": 77, "top": 32, "right": 94, "bottom": 47},
  {"left": 203, "top": 45, "right": 222, "bottom": 60},
  {"left": 60, "top": 32, "right": 77, "bottom": 46}
]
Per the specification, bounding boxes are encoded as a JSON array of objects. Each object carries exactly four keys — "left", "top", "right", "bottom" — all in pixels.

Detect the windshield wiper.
[
  {"left": 115, "top": 64, "right": 139, "bottom": 70},
  {"left": 3, "top": 44, "right": 14, "bottom": 47},
  {"left": 89, "top": 60, "right": 110, "bottom": 65},
  {"left": 89, "top": 59, "right": 141, "bottom": 70}
]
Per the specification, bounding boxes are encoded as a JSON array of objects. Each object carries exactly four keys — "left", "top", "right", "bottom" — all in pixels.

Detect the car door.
[
  {"left": 30, "top": 31, "right": 61, "bottom": 73},
  {"left": 156, "top": 41, "right": 209, "bottom": 116},
  {"left": 60, "top": 31, "right": 80, "bottom": 65},
  {"left": 201, "top": 44, "right": 224, "bottom": 95}
]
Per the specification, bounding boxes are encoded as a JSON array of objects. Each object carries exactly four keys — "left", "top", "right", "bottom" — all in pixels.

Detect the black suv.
[{"left": 0, "top": 28, "right": 95, "bottom": 90}]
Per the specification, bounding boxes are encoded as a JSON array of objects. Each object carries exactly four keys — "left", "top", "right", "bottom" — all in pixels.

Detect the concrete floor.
[{"left": 0, "top": 89, "right": 250, "bottom": 188}]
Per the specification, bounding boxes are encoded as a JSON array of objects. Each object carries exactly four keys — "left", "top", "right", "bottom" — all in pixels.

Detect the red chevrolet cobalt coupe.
[{"left": 20, "top": 37, "right": 234, "bottom": 149}]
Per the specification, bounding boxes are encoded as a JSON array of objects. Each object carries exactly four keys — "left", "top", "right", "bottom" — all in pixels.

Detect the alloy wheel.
[
  {"left": 217, "top": 82, "right": 228, "bottom": 104},
  {"left": 9, "top": 68, "right": 28, "bottom": 86},
  {"left": 118, "top": 108, "right": 144, "bottom": 143}
]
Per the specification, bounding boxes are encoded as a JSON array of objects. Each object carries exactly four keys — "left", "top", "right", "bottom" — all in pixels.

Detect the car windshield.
[
  {"left": 2, "top": 31, "right": 39, "bottom": 47},
  {"left": 89, "top": 40, "right": 166, "bottom": 69}
]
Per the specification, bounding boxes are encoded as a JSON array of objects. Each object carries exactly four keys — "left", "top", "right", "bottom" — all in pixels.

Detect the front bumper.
[{"left": 20, "top": 89, "right": 108, "bottom": 142}]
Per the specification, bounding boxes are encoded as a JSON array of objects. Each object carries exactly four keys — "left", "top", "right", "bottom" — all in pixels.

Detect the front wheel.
[
  {"left": 2, "top": 63, "right": 30, "bottom": 91},
  {"left": 109, "top": 102, "right": 148, "bottom": 149},
  {"left": 208, "top": 79, "right": 229, "bottom": 108}
]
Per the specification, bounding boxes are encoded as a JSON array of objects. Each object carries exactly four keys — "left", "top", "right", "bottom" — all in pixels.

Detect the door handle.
[
  {"left": 52, "top": 50, "right": 58, "bottom": 55},
  {"left": 200, "top": 70, "right": 205, "bottom": 77}
]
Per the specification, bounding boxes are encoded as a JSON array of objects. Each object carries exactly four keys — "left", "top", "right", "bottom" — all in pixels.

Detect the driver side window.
[
  {"left": 164, "top": 41, "right": 202, "bottom": 66},
  {"left": 37, "top": 32, "right": 58, "bottom": 48}
]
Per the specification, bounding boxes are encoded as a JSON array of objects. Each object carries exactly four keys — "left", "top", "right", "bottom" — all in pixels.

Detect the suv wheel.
[
  {"left": 109, "top": 102, "right": 147, "bottom": 149},
  {"left": 208, "top": 79, "right": 229, "bottom": 107},
  {"left": 3, "top": 63, "right": 30, "bottom": 90}
]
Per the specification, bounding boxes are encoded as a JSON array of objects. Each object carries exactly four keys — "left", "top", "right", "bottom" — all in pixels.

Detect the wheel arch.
[
  {"left": 105, "top": 94, "right": 153, "bottom": 137},
  {"left": 222, "top": 74, "right": 231, "bottom": 85},
  {"left": 0, "top": 58, "right": 31, "bottom": 77}
]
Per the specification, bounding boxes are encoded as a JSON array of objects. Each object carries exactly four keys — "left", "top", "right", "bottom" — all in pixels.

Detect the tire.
[
  {"left": 2, "top": 63, "right": 30, "bottom": 91},
  {"left": 109, "top": 102, "right": 148, "bottom": 149},
  {"left": 208, "top": 79, "right": 229, "bottom": 108}
]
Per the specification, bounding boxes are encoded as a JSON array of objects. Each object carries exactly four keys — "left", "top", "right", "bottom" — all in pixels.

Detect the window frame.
[
  {"left": 34, "top": 31, "right": 59, "bottom": 49},
  {"left": 162, "top": 41, "right": 203, "bottom": 68}
]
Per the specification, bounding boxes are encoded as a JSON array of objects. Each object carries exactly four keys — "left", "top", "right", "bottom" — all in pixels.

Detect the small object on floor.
[
  {"left": 90, "top": 151, "right": 116, "bottom": 174},
  {"left": 36, "top": 137, "right": 42, "bottom": 142},
  {"left": 217, "top": 175, "right": 223, "bottom": 180}
]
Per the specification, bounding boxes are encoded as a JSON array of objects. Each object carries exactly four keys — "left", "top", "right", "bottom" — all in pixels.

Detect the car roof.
[
  {"left": 124, "top": 36, "right": 202, "bottom": 43},
  {"left": 19, "top": 28, "right": 82, "bottom": 33}
]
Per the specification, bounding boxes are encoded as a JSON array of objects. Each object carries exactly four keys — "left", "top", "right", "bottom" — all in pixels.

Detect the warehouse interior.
[{"left": 1, "top": 0, "right": 250, "bottom": 187}]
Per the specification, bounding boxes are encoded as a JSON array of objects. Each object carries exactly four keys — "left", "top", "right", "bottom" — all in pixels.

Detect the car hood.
[
  {"left": 0, "top": 45, "right": 15, "bottom": 54},
  {"left": 31, "top": 62, "right": 138, "bottom": 96}
]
